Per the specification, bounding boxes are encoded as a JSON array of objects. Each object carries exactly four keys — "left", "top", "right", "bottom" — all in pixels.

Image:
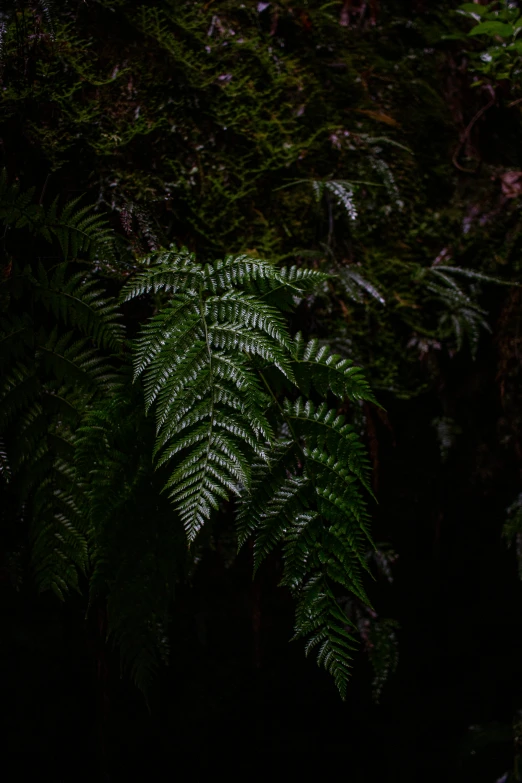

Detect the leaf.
[
  {"left": 468, "top": 21, "right": 514, "bottom": 38},
  {"left": 354, "top": 109, "right": 401, "bottom": 127},
  {"left": 457, "top": 4, "right": 489, "bottom": 18}
]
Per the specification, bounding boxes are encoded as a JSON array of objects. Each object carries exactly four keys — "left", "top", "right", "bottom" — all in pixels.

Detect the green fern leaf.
[
  {"left": 291, "top": 333, "right": 382, "bottom": 405},
  {"left": 125, "top": 252, "right": 306, "bottom": 541}
]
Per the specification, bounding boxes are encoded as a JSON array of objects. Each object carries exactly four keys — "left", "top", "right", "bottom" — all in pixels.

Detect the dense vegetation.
[{"left": 2, "top": 1, "right": 522, "bottom": 780}]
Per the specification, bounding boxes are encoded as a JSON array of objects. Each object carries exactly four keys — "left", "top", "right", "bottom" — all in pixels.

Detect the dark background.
[
  {"left": 2, "top": 1, "right": 522, "bottom": 781},
  {"left": 3, "top": 326, "right": 521, "bottom": 783}
]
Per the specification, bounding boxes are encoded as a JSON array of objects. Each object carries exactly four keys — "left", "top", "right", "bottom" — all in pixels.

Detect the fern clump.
[
  {"left": 124, "top": 249, "right": 380, "bottom": 697},
  {"left": 1, "top": 172, "right": 386, "bottom": 698},
  {"left": 0, "top": 178, "right": 123, "bottom": 599}
]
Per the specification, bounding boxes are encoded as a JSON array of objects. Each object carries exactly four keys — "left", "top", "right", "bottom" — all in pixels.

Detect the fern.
[
  {"left": 312, "top": 180, "right": 359, "bottom": 222},
  {"left": 0, "top": 330, "right": 116, "bottom": 598},
  {"left": 31, "top": 262, "right": 124, "bottom": 351},
  {"left": 0, "top": 435, "right": 11, "bottom": 483},
  {"left": 2, "top": 176, "right": 382, "bottom": 698},
  {"left": 0, "top": 172, "right": 115, "bottom": 262},
  {"left": 426, "top": 269, "right": 492, "bottom": 358},
  {"left": 76, "top": 385, "right": 186, "bottom": 694},
  {"left": 31, "top": 449, "right": 88, "bottom": 600},
  {"left": 0, "top": 170, "right": 39, "bottom": 229},
  {"left": 290, "top": 333, "right": 380, "bottom": 403},
  {"left": 126, "top": 249, "right": 379, "bottom": 697},
  {"left": 123, "top": 253, "right": 291, "bottom": 539},
  {"left": 41, "top": 195, "right": 116, "bottom": 262},
  {"left": 426, "top": 262, "right": 518, "bottom": 358},
  {"left": 0, "top": 179, "right": 123, "bottom": 600}
]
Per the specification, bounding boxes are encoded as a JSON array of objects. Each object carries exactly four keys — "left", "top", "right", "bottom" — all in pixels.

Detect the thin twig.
[
  {"left": 452, "top": 93, "right": 496, "bottom": 174},
  {"left": 39, "top": 174, "right": 50, "bottom": 205}
]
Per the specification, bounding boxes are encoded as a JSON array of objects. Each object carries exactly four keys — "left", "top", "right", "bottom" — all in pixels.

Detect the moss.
[{"left": 1, "top": 0, "right": 520, "bottom": 397}]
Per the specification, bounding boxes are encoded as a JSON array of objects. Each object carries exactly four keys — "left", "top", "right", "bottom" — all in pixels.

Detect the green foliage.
[
  {"left": 124, "top": 249, "right": 379, "bottom": 698},
  {"left": 457, "top": 1, "right": 522, "bottom": 83},
  {"left": 76, "top": 385, "right": 186, "bottom": 693},
  {"left": 123, "top": 251, "right": 306, "bottom": 539},
  {"left": 425, "top": 266, "right": 493, "bottom": 359},
  {"left": 366, "top": 617, "right": 400, "bottom": 703},
  {"left": 2, "top": 1, "right": 519, "bottom": 404},
  {"left": 0, "top": 176, "right": 123, "bottom": 599},
  {"left": 1, "top": 173, "right": 385, "bottom": 699},
  {"left": 3, "top": 0, "right": 521, "bottom": 713}
]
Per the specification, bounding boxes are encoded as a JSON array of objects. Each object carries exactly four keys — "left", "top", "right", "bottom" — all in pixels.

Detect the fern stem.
[
  {"left": 258, "top": 369, "right": 301, "bottom": 451},
  {"left": 195, "top": 283, "right": 216, "bottom": 541}
]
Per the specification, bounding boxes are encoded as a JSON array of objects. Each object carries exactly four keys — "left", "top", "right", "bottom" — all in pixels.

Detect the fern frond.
[
  {"left": 120, "top": 250, "right": 204, "bottom": 300},
  {"left": 434, "top": 264, "right": 519, "bottom": 288},
  {"left": 238, "top": 391, "right": 376, "bottom": 697},
  {"left": 427, "top": 274, "right": 491, "bottom": 358},
  {"left": 253, "top": 474, "right": 310, "bottom": 573},
  {"left": 235, "top": 440, "right": 300, "bottom": 549},
  {"left": 31, "top": 453, "right": 88, "bottom": 600},
  {"left": 0, "top": 363, "right": 41, "bottom": 434},
  {"left": 44, "top": 195, "right": 115, "bottom": 261},
  {"left": 32, "top": 262, "right": 124, "bottom": 352},
  {"left": 367, "top": 617, "right": 400, "bottom": 703},
  {"left": 0, "top": 170, "right": 38, "bottom": 228},
  {"left": 291, "top": 333, "right": 381, "bottom": 405},
  {"left": 77, "top": 388, "right": 185, "bottom": 695},
  {"left": 337, "top": 266, "right": 386, "bottom": 305},
  {"left": 125, "top": 252, "right": 310, "bottom": 541},
  {"left": 285, "top": 398, "right": 374, "bottom": 497},
  {"left": 324, "top": 181, "right": 358, "bottom": 221},
  {"left": 0, "top": 314, "right": 34, "bottom": 366},
  {"left": 37, "top": 329, "right": 119, "bottom": 393},
  {"left": 293, "top": 575, "right": 358, "bottom": 699},
  {"left": 0, "top": 435, "right": 11, "bottom": 483},
  {"left": 124, "top": 248, "right": 377, "bottom": 696}
]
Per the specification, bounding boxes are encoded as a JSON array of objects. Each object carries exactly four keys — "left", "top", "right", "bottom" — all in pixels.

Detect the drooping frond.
[
  {"left": 125, "top": 249, "right": 379, "bottom": 697},
  {"left": 335, "top": 263, "right": 386, "bottom": 305},
  {"left": 31, "top": 262, "right": 124, "bottom": 352},
  {"left": 293, "top": 575, "right": 359, "bottom": 699},
  {"left": 0, "top": 324, "right": 118, "bottom": 599},
  {"left": 31, "top": 449, "right": 88, "bottom": 600},
  {"left": 0, "top": 181, "right": 122, "bottom": 602},
  {"left": 433, "top": 264, "right": 519, "bottom": 288},
  {"left": 239, "top": 395, "right": 376, "bottom": 698},
  {"left": 324, "top": 181, "right": 358, "bottom": 222},
  {"left": 2, "top": 172, "right": 380, "bottom": 700},
  {"left": 76, "top": 387, "right": 186, "bottom": 695},
  {"left": 0, "top": 435, "right": 11, "bottom": 483},
  {"left": 37, "top": 328, "right": 120, "bottom": 393},
  {"left": 241, "top": 447, "right": 372, "bottom": 697},
  {"left": 0, "top": 171, "right": 117, "bottom": 266},
  {"left": 366, "top": 617, "right": 400, "bottom": 703},
  {"left": 42, "top": 195, "right": 116, "bottom": 262},
  {"left": 426, "top": 271, "right": 491, "bottom": 358},
  {"left": 0, "top": 170, "right": 38, "bottom": 229},
  {"left": 291, "top": 333, "right": 381, "bottom": 406},
  {"left": 125, "top": 252, "right": 310, "bottom": 542}
]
